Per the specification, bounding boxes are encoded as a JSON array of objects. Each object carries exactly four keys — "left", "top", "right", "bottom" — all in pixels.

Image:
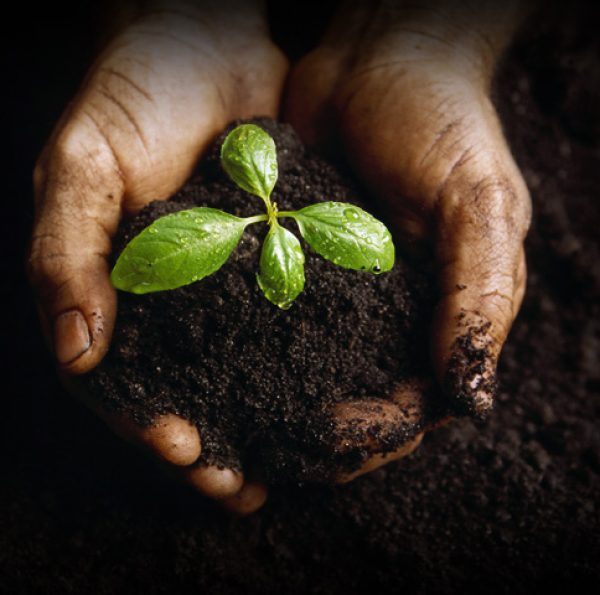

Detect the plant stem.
[
  {"left": 276, "top": 210, "right": 297, "bottom": 219},
  {"left": 261, "top": 194, "right": 273, "bottom": 216},
  {"left": 267, "top": 202, "right": 279, "bottom": 227},
  {"left": 243, "top": 214, "right": 269, "bottom": 225}
]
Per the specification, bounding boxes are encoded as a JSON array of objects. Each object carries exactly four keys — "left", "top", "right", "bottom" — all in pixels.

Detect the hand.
[
  {"left": 28, "top": 1, "right": 287, "bottom": 514},
  {"left": 287, "top": 0, "right": 533, "bottom": 477}
]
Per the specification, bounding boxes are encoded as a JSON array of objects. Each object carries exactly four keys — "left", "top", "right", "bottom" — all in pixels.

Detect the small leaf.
[
  {"left": 257, "top": 223, "right": 305, "bottom": 310},
  {"left": 111, "top": 208, "right": 247, "bottom": 294},
  {"left": 220, "top": 124, "right": 278, "bottom": 201},
  {"left": 292, "top": 202, "right": 395, "bottom": 273}
]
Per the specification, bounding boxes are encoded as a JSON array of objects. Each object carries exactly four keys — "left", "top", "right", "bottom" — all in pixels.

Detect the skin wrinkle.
[
  {"left": 132, "top": 27, "right": 218, "bottom": 55},
  {"left": 28, "top": 254, "right": 109, "bottom": 302},
  {"left": 80, "top": 103, "right": 196, "bottom": 207},
  {"left": 456, "top": 250, "right": 513, "bottom": 281},
  {"left": 88, "top": 211, "right": 119, "bottom": 242},
  {"left": 97, "top": 67, "right": 154, "bottom": 103},
  {"left": 418, "top": 118, "right": 465, "bottom": 168},
  {"left": 37, "top": 193, "right": 116, "bottom": 235},
  {"left": 27, "top": 255, "right": 68, "bottom": 294},
  {"left": 67, "top": 111, "right": 126, "bottom": 188},
  {"left": 122, "top": 55, "right": 158, "bottom": 77},
  {"left": 50, "top": 277, "right": 78, "bottom": 299},
  {"left": 436, "top": 256, "right": 513, "bottom": 291},
  {"left": 94, "top": 88, "right": 152, "bottom": 165},
  {"left": 479, "top": 290, "right": 514, "bottom": 303},
  {"left": 433, "top": 146, "right": 475, "bottom": 209},
  {"left": 442, "top": 127, "right": 479, "bottom": 159},
  {"left": 470, "top": 177, "right": 514, "bottom": 205},
  {"left": 132, "top": 14, "right": 269, "bottom": 70}
]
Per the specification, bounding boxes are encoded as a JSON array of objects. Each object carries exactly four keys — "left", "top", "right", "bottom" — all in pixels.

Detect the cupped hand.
[
  {"left": 287, "top": 1, "right": 532, "bottom": 478},
  {"left": 29, "top": 2, "right": 286, "bottom": 514}
]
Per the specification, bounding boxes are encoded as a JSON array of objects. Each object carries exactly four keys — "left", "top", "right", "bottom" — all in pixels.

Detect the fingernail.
[
  {"left": 448, "top": 368, "right": 497, "bottom": 419},
  {"left": 446, "top": 345, "right": 498, "bottom": 419},
  {"left": 469, "top": 374, "right": 496, "bottom": 417},
  {"left": 53, "top": 310, "right": 91, "bottom": 365}
]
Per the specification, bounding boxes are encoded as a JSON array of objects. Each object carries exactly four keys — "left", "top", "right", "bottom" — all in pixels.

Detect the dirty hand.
[
  {"left": 28, "top": 0, "right": 287, "bottom": 514},
  {"left": 287, "top": 0, "right": 533, "bottom": 479}
]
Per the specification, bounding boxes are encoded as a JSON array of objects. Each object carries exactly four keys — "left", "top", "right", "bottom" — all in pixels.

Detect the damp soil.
[
  {"left": 3, "top": 4, "right": 599, "bottom": 593},
  {"left": 87, "top": 118, "right": 443, "bottom": 481}
]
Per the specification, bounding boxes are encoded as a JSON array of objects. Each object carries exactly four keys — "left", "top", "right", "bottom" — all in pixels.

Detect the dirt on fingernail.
[{"left": 445, "top": 315, "right": 498, "bottom": 419}]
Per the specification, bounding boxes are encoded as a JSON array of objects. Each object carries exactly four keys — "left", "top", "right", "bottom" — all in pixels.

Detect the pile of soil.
[{"left": 88, "top": 118, "right": 440, "bottom": 480}]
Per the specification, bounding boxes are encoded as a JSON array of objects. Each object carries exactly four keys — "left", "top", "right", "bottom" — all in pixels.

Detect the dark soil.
[
  {"left": 2, "top": 3, "right": 599, "bottom": 593},
  {"left": 87, "top": 118, "right": 440, "bottom": 480}
]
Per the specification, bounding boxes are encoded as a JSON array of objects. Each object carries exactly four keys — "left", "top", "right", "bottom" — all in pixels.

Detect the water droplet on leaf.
[{"left": 344, "top": 208, "right": 360, "bottom": 221}]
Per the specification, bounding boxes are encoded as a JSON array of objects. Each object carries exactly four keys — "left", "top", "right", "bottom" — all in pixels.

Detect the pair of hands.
[{"left": 29, "top": 1, "right": 531, "bottom": 514}]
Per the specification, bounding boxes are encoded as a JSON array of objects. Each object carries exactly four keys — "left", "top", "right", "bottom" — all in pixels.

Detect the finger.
[
  {"left": 220, "top": 482, "right": 268, "bottom": 516},
  {"left": 285, "top": 48, "right": 342, "bottom": 148},
  {"left": 333, "top": 380, "right": 426, "bottom": 451},
  {"left": 337, "top": 433, "right": 424, "bottom": 484},
  {"left": 60, "top": 373, "right": 201, "bottom": 466},
  {"left": 434, "top": 174, "right": 531, "bottom": 418},
  {"left": 29, "top": 121, "right": 124, "bottom": 374},
  {"left": 182, "top": 464, "right": 244, "bottom": 500},
  {"left": 108, "top": 412, "right": 201, "bottom": 467},
  {"left": 331, "top": 381, "right": 426, "bottom": 481}
]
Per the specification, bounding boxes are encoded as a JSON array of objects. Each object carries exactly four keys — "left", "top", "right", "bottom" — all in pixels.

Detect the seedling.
[{"left": 111, "top": 124, "right": 395, "bottom": 309}]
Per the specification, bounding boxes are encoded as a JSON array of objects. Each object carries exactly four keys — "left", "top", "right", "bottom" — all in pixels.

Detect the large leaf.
[
  {"left": 256, "top": 223, "right": 305, "bottom": 309},
  {"left": 111, "top": 208, "right": 247, "bottom": 294},
  {"left": 291, "top": 202, "right": 394, "bottom": 273},
  {"left": 220, "top": 124, "right": 278, "bottom": 202}
]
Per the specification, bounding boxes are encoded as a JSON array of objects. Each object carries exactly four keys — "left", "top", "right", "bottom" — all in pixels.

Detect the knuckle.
[
  {"left": 51, "top": 122, "right": 123, "bottom": 191},
  {"left": 443, "top": 173, "right": 532, "bottom": 244},
  {"left": 53, "top": 129, "right": 96, "bottom": 172},
  {"left": 27, "top": 247, "right": 70, "bottom": 291}
]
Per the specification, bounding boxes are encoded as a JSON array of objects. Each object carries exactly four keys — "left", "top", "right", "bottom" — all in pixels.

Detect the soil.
[
  {"left": 2, "top": 2, "right": 599, "bottom": 593},
  {"left": 87, "top": 118, "right": 441, "bottom": 481}
]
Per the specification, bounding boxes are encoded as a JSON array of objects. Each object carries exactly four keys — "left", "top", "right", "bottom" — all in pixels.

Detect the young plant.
[{"left": 111, "top": 124, "right": 395, "bottom": 309}]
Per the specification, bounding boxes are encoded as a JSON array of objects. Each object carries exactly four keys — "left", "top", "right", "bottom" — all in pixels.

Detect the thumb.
[
  {"left": 433, "top": 171, "right": 530, "bottom": 418},
  {"left": 28, "top": 121, "right": 124, "bottom": 374}
]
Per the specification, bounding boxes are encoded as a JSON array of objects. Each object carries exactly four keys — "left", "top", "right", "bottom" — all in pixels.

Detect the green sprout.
[{"left": 111, "top": 124, "right": 395, "bottom": 309}]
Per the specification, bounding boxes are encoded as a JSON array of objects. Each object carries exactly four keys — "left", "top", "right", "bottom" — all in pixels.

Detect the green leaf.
[
  {"left": 111, "top": 208, "right": 247, "bottom": 294},
  {"left": 220, "top": 124, "right": 278, "bottom": 202},
  {"left": 291, "top": 202, "right": 395, "bottom": 273},
  {"left": 256, "top": 223, "right": 305, "bottom": 310}
]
